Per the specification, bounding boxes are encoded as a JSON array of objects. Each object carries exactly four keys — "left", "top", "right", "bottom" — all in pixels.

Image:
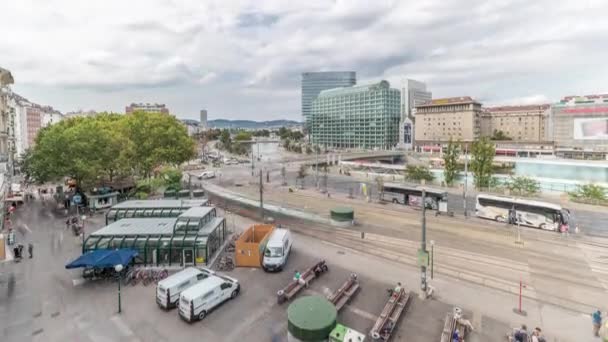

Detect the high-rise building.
[
  {"left": 0, "top": 67, "right": 14, "bottom": 163},
  {"left": 125, "top": 103, "right": 169, "bottom": 115},
  {"left": 399, "top": 79, "right": 432, "bottom": 149},
  {"left": 310, "top": 80, "right": 400, "bottom": 149},
  {"left": 301, "top": 71, "right": 356, "bottom": 125},
  {"left": 200, "top": 109, "right": 208, "bottom": 130},
  {"left": 480, "top": 105, "right": 550, "bottom": 142},
  {"left": 414, "top": 97, "right": 482, "bottom": 147},
  {"left": 550, "top": 94, "right": 608, "bottom": 159}
]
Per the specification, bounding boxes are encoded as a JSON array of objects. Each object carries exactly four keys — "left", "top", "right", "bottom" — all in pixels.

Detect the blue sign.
[{"left": 73, "top": 195, "right": 82, "bottom": 204}]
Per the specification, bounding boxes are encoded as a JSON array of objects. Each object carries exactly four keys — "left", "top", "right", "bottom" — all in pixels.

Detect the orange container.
[{"left": 235, "top": 224, "right": 274, "bottom": 267}]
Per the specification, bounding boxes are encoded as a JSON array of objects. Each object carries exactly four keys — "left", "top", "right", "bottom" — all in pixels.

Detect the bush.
[
  {"left": 506, "top": 176, "right": 540, "bottom": 197},
  {"left": 404, "top": 165, "right": 434, "bottom": 182},
  {"left": 569, "top": 184, "right": 607, "bottom": 203}
]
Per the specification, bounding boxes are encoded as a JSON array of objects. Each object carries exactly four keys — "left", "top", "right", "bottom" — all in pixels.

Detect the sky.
[{"left": 2, "top": 0, "right": 608, "bottom": 121}]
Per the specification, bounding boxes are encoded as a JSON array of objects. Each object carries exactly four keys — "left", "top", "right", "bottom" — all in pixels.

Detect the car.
[
  {"left": 178, "top": 274, "right": 240, "bottom": 322},
  {"left": 262, "top": 228, "right": 293, "bottom": 272},
  {"left": 197, "top": 171, "right": 216, "bottom": 180},
  {"left": 156, "top": 267, "right": 215, "bottom": 309}
]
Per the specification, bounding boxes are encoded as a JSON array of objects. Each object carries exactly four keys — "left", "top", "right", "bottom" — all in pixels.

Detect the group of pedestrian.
[{"left": 511, "top": 324, "right": 546, "bottom": 342}]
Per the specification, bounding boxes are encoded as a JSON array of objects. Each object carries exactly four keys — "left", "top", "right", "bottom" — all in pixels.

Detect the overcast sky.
[{"left": 2, "top": 0, "right": 608, "bottom": 121}]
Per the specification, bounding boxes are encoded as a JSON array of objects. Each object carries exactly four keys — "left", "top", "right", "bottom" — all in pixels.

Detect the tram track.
[{"left": 208, "top": 185, "right": 608, "bottom": 314}]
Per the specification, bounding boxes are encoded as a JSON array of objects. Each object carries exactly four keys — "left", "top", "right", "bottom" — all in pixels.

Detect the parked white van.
[
  {"left": 156, "top": 267, "right": 214, "bottom": 309},
  {"left": 262, "top": 228, "right": 292, "bottom": 272},
  {"left": 178, "top": 274, "right": 240, "bottom": 322}
]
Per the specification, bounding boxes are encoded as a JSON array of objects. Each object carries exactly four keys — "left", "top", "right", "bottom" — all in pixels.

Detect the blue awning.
[{"left": 65, "top": 249, "right": 138, "bottom": 269}]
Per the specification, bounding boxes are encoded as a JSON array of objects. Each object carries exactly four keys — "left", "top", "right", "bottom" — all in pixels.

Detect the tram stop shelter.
[
  {"left": 87, "top": 206, "right": 225, "bottom": 266},
  {"left": 105, "top": 198, "right": 209, "bottom": 224}
]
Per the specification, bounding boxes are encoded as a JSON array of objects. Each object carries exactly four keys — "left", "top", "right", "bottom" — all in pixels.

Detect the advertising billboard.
[{"left": 573, "top": 118, "right": 608, "bottom": 140}]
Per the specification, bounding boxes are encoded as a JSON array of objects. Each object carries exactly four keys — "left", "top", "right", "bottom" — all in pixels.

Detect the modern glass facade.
[
  {"left": 310, "top": 80, "right": 400, "bottom": 149},
  {"left": 105, "top": 199, "right": 208, "bottom": 224},
  {"left": 87, "top": 207, "right": 225, "bottom": 266},
  {"left": 301, "top": 72, "right": 356, "bottom": 124}
]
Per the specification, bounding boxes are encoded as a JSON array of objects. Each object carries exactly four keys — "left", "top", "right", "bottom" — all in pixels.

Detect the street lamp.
[
  {"left": 114, "top": 264, "right": 123, "bottom": 313},
  {"left": 430, "top": 240, "right": 435, "bottom": 280}
]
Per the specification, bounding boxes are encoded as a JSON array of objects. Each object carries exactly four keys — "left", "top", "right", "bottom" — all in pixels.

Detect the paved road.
[{"left": 200, "top": 161, "right": 608, "bottom": 237}]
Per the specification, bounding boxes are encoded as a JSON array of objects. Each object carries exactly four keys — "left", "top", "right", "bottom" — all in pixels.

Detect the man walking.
[
  {"left": 593, "top": 310, "right": 602, "bottom": 337},
  {"left": 28, "top": 243, "right": 33, "bottom": 259}
]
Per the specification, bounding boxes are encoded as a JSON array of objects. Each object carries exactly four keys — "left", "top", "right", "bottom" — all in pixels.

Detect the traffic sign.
[{"left": 73, "top": 194, "right": 82, "bottom": 204}]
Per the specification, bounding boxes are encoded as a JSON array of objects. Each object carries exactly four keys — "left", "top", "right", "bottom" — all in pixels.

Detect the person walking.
[
  {"left": 28, "top": 243, "right": 33, "bottom": 259},
  {"left": 593, "top": 310, "right": 602, "bottom": 337}
]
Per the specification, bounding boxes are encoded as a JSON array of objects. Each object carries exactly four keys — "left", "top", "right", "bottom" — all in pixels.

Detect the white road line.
[
  {"left": 23, "top": 223, "right": 32, "bottom": 233},
  {"left": 110, "top": 315, "right": 138, "bottom": 339}
]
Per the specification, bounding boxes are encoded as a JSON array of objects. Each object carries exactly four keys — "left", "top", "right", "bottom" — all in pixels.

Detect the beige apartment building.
[
  {"left": 481, "top": 104, "right": 550, "bottom": 141},
  {"left": 414, "top": 96, "right": 482, "bottom": 145}
]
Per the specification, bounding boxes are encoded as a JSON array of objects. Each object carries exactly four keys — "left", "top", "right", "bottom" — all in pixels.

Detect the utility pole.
[
  {"left": 188, "top": 173, "right": 193, "bottom": 199},
  {"left": 251, "top": 151, "right": 255, "bottom": 176},
  {"left": 315, "top": 147, "right": 319, "bottom": 189},
  {"left": 259, "top": 169, "right": 264, "bottom": 220},
  {"left": 420, "top": 189, "right": 428, "bottom": 298},
  {"left": 463, "top": 144, "right": 469, "bottom": 218}
]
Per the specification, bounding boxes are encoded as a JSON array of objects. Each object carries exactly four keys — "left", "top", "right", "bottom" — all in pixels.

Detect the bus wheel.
[{"left": 539, "top": 223, "right": 546, "bottom": 230}]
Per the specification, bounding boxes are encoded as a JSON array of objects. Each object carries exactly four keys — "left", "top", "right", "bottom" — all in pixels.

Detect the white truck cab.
[
  {"left": 156, "top": 267, "right": 214, "bottom": 309},
  {"left": 178, "top": 274, "right": 240, "bottom": 322},
  {"left": 262, "top": 228, "right": 292, "bottom": 272}
]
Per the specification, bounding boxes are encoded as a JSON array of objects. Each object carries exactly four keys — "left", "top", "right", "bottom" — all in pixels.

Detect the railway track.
[{"left": 208, "top": 188, "right": 608, "bottom": 314}]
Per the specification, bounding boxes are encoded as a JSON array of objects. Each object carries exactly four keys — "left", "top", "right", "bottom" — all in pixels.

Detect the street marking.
[
  {"left": 72, "top": 278, "right": 86, "bottom": 287},
  {"left": 345, "top": 305, "right": 377, "bottom": 321},
  {"left": 110, "top": 315, "right": 135, "bottom": 337},
  {"left": 23, "top": 223, "right": 32, "bottom": 233}
]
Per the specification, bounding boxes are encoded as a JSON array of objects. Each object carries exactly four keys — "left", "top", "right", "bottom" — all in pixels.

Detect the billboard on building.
[{"left": 573, "top": 118, "right": 608, "bottom": 140}]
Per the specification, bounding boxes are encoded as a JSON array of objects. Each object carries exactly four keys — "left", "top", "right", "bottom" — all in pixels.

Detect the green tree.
[
  {"left": 442, "top": 138, "right": 460, "bottom": 186},
  {"left": 296, "top": 164, "right": 308, "bottom": 189},
  {"left": 283, "top": 139, "right": 292, "bottom": 151},
  {"left": 375, "top": 176, "right": 385, "bottom": 201},
  {"left": 470, "top": 138, "right": 495, "bottom": 189},
  {"left": 491, "top": 130, "right": 512, "bottom": 141},
  {"left": 234, "top": 131, "right": 252, "bottom": 141},
  {"left": 404, "top": 165, "right": 434, "bottom": 182},
  {"left": 219, "top": 129, "right": 231, "bottom": 147},
  {"left": 123, "top": 111, "right": 196, "bottom": 177},
  {"left": 506, "top": 176, "right": 540, "bottom": 196}
]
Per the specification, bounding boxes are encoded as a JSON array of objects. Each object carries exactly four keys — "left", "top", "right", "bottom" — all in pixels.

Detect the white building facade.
[
  {"left": 399, "top": 79, "right": 432, "bottom": 149},
  {"left": 200, "top": 110, "right": 208, "bottom": 131}
]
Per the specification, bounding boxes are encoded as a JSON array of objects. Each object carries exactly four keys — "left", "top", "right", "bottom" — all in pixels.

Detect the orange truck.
[{"left": 235, "top": 224, "right": 274, "bottom": 267}]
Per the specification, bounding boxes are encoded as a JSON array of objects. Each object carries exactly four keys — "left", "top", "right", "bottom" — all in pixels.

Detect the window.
[{"left": 220, "top": 282, "right": 232, "bottom": 290}]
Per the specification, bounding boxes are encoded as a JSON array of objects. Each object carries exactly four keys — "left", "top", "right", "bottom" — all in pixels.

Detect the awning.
[{"left": 65, "top": 249, "right": 138, "bottom": 269}]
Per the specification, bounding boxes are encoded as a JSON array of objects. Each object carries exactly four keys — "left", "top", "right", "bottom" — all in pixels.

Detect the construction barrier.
[
  {"left": 0, "top": 235, "right": 5, "bottom": 260},
  {"left": 235, "top": 224, "right": 274, "bottom": 267}
]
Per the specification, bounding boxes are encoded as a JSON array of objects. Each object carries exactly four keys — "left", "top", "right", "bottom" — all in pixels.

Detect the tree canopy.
[
  {"left": 470, "top": 137, "right": 496, "bottom": 189},
  {"left": 442, "top": 138, "right": 460, "bottom": 186},
  {"left": 23, "top": 112, "right": 195, "bottom": 189}
]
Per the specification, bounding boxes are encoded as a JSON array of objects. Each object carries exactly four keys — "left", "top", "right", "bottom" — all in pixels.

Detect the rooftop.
[
  {"left": 91, "top": 218, "right": 176, "bottom": 236},
  {"left": 317, "top": 80, "right": 391, "bottom": 97},
  {"left": 417, "top": 96, "right": 479, "bottom": 107},
  {"left": 198, "top": 217, "right": 225, "bottom": 236},
  {"left": 484, "top": 104, "right": 550, "bottom": 112},
  {"left": 179, "top": 206, "right": 215, "bottom": 219},
  {"left": 111, "top": 199, "right": 208, "bottom": 209}
]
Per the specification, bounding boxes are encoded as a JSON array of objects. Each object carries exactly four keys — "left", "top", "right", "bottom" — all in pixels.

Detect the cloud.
[{"left": 2, "top": 0, "right": 608, "bottom": 120}]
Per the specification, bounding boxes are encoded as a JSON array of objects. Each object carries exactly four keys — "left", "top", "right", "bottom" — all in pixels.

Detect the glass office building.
[
  {"left": 301, "top": 72, "right": 356, "bottom": 125},
  {"left": 310, "top": 80, "right": 400, "bottom": 149}
]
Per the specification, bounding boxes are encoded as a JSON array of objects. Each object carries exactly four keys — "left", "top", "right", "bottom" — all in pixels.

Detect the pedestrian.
[
  {"left": 593, "top": 310, "right": 602, "bottom": 337},
  {"left": 28, "top": 243, "right": 33, "bottom": 259}
]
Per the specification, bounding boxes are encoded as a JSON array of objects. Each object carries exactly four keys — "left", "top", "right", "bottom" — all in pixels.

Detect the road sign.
[
  {"left": 73, "top": 194, "right": 82, "bottom": 204},
  {"left": 417, "top": 249, "right": 429, "bottom": 267}
]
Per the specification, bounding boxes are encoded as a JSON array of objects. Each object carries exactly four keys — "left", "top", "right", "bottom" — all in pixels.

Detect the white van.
[
  {"left": 178, "top": 275, "right": 240, "bottom": 322},
  {"left": 262, "top": 228, "right": 292, "bottom": 272},
  {"left": 156, "top": 267, "right": 215, "bottom": 309}
]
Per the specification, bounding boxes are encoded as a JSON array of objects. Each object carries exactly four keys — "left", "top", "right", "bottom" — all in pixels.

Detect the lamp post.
[
  {"left": 114, "top": 264, "right": 123, "bottom": 313},
  {"left": 81, "top": 215, "right": 87, "bottom": 252},
  {"left": 430, "top": 240, "right": 435, "bottom": 280}
]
